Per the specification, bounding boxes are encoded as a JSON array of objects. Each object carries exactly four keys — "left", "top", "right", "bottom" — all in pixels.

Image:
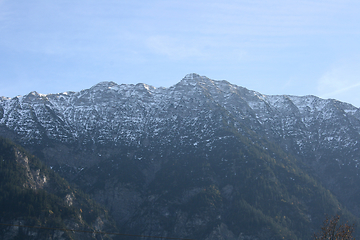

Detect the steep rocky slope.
[{"left": 0, "top": 137, "right": 117, "bottom": 240}]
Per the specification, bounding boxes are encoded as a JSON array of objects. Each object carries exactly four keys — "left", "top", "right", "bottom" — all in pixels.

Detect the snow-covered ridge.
[{"left": 0, "top": 74, "right": 360, "bottom": 158}]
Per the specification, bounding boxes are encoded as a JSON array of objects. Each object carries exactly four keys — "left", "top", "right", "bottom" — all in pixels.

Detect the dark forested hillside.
[
  {"left": 0, "top": 137, "right": 117, "bottom": 240},
  {"left": 70, "top": 121, "right": 357, "bottom": 240}
]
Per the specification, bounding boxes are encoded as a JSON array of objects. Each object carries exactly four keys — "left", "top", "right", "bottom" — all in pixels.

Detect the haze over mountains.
[{"left": 1, "top": 73, "right": 360, "bottom": 239}]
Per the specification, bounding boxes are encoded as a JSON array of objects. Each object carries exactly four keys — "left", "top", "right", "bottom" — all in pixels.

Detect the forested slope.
[{"left": 0, "top": 137, "right": 117, "bottom": 240}]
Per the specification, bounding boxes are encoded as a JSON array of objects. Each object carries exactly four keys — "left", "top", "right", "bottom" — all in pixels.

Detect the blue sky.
[{"left": 1, "top": 0, "right": 360, "bottom": 107}]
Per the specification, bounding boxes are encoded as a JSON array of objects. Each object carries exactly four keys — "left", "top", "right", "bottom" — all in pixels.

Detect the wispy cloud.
[
  {"left": 320, "top": 81, "right": 360, "bottom": 98},
  {"left": 177, "top": 0, "right": 358, "bottom": 36},
  {"left": 1, "top": 0, "right": 357, "bottom": 57},
  {"left": 146, "top": 35, "right": 206, "bottom": 60},
  {"left": 317, "top": 62, "right": 360, "bottom": 106}
]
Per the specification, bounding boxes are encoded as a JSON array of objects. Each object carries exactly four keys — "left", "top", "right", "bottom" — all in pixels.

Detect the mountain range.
[{"left": 1, "top": 73, "right": 360, "bottom": 239}]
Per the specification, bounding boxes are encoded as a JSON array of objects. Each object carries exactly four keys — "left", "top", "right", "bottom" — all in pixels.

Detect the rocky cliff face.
[
  {"left": 1, "top": 73, "right": 360, "bottom": 239},
  {"left": 0, "top": 137, "right": 117, "bottom": 240},
  {"left": 1, "top": 74, "right": 359, "bottom": 159}
]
